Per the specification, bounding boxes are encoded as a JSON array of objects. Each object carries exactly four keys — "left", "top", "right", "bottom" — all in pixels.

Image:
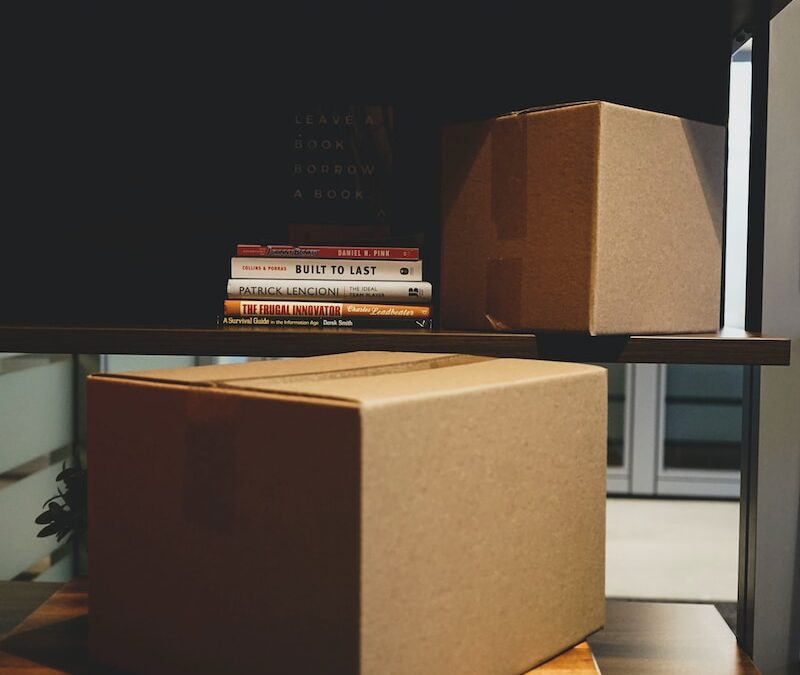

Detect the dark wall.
[{"left": 4, "top": 2, "right": 732, "bottom": 326}]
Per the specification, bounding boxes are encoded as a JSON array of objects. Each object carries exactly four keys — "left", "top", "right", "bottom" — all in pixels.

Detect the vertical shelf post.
[{"left": 739, "top": 1, "right": 800, "bottom": 671}]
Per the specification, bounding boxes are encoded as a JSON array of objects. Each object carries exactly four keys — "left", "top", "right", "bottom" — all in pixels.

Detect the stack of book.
[{"left": 221, "top": 244, "right": 433, "bottom": 329}]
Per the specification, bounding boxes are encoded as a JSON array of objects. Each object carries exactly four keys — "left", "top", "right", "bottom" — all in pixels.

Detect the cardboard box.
[
  {"left": 88, "top": 352, "right": 606, "bottom": 675},
  {"left": 440, "top": 101, "right": 725, "bottom": 335}
]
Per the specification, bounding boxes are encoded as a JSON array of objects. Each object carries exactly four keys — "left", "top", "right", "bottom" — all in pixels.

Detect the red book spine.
[{"left": 236, "top": 244, "right": 420, "bottom": 260}]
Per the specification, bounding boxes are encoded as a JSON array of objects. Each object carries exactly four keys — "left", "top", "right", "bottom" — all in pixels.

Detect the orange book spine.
[{"left": 223, "top": 300, "right": 431, "bottom": 319}]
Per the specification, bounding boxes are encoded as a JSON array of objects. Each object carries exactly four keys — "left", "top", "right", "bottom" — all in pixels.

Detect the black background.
[{"left": 3, "top": 1, "right": 732, "bottom": 326}]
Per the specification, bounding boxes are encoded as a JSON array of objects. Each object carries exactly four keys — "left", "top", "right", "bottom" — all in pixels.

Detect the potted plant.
[{"left": 35, "top": 462, "right": 87, "bottom": 546}]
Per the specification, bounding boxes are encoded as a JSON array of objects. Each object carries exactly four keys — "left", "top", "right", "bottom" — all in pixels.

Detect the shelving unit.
[
  {"left": 3, "top": 1, "right": 798, "bottom": 672},
  {"left": 0, "top": 326, "right": 789, "bottom": 365}
]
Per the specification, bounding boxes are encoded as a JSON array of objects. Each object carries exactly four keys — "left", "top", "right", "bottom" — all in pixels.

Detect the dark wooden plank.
[
  {"left": 0, "top": 325, "right": 790, "bottom": 365},
  {"left": 0, "top": 580, "right": 758, "bottom": 675},
  {"left": 0, "top": 590, "right": 761, "bottom": 674},
  {"left": 590, "top": 600, "right": 760, "bottom": 674},
  {"left": 0, "top": 582, "right": 60, "bottom": 642},
  {"left": 0, "top": 580, "right": 595, "bottom": 674},
  {"left": 0, "top": 584, "right": 762, "bottom": 674},
  {"left": 534, "top": 329, "right": 790, "bottom": 365},
  {"left": 0, "top": 579, "right": 99, "bottom": 675}
]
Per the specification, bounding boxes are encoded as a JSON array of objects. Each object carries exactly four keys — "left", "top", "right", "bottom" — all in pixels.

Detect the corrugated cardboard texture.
[
  {"left": 441, "top": 101, "right": 724, "bottom": 335},
  {"left": 226, "top": 357, "right": 591, "bottom": 404},
  {"left": 89, "top": 381, "right": 361, "bottom": 675},
  {"left": 441, "top": 104, "right": 598, "bottom": 332},
  {"left": 359, "top": 364, "right": 606, "bottom": 674},
  {"left": 88, "top": 352, "right": 606, "bottom": 675},
  {"left": 106, "top": 350, "right": 457, "bottom": 386},
  {"left": 594, "top": 103, "right": 724, "bottom": 334}
]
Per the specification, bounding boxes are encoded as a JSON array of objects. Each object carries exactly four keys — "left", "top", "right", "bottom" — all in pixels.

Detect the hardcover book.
[
  {"left": 236, "top": 244, "right": 419, "bottom": 260},
  {"left": 223, "top": 300, "right": 431, "bottom": 319},
  {"left": 227, "top": 279, "right": 432, "bottom": 303},
  {"left": 231, "top": 257, "right": 422, "bottom": 281},
  {"left": 220, "top": 316, "right": 432, "bottom": 329}
]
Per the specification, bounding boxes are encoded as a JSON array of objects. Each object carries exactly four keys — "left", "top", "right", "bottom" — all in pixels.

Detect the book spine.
[
  {"left": 223, "top": 300, "right": 431, "bottom": 319},
  {"left": 220, "top": 315, "right": 432, "bottom": 329},
  {"left": 227, "top": 279, "right": 433, "bottom": 303},
  {"left": 231, "top": 257, "right": 422, "bottom": 281},
  {"left": 236, "top": 244, "right": 419, "bottom": 260}
]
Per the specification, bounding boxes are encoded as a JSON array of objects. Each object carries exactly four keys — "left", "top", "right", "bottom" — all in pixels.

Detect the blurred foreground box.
[{"left": 88, "top": 351, "right": 606, "bottom": 675}]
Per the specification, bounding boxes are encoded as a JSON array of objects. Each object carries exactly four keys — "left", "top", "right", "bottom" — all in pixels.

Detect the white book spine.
[
  {"left": 227, "top": 279, "right": 433, "bottom": 303},
  {"left": 231, "top": 257, "right": 423, "bottom": 281}
]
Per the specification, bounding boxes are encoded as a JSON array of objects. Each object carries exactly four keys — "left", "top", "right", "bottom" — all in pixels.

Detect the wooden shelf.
[
  {"left": 0, "top": 325, "right": 789, "bottom": 365},
  {"left": 0, "top": 580, "right": 758, "bottom": 674}
]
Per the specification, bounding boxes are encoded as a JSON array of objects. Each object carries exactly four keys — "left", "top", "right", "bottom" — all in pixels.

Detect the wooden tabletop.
[
  {"left": 589, "top": 601, "right": 759, "bottom": 674},
  {"left": 0, "top": 580, "right": 759, "bottom": 674}
]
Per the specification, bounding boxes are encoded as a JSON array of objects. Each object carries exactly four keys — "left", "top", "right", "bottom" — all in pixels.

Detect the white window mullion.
[
  {"left": 629, "top": 364, "right": 664, "bottom": 496},
  {"left": 607, "top": 363, "right": 634, "bottom": 494}
]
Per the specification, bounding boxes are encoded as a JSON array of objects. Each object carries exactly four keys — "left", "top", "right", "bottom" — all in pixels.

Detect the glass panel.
[
  {"left": 603, "top": 364, "right": 626, "bottom": 467},
  {"left": 664, "top": 365, "right": 744, "bottom": 471},
  {"left": 103, "top": 354, "right": 198, "bottom": 372},
  {"left": 0, "top": 463, "right": 65, "bottom": 579},
  {"left": 0, "top": 353, "right": 74, "bottom": 581},
  {"left": 0, "top": 356, "right": 72, "bottom": 476}
]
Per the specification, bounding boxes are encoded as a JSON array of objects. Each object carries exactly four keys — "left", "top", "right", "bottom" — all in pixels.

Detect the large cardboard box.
[
  {"left": 441, "top": 101, "right": 725, "bottom": 335},
  {"left": 88, "top": 352, "right": 606, "bottom": 675}
]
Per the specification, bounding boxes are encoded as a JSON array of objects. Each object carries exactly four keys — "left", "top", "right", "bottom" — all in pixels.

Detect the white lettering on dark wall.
[
  {"left": 294, "top": 113, "right": 375, "bottom": 126},
  {"left": 291, "top": 189, "right": 364, "bottom": 201},
  {"left": 294, "top": 139, "right": 346, "bottom": 151},
  {"left": 293, "top": 164, "right": 376, "bottom": 176},
  {"left": 290, "top": 109, "right": 382, "bottom": 204},
  {"left": 294, "top": 113, "right": 354, "bottom": 126}
]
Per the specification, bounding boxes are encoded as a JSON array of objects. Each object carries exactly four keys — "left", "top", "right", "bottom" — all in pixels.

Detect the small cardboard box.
[
  {"left": 440, "top": 101, "right": 725, "bottom": 335},
  {"left": 88, "top": 352, "right": 606, "bottom": 675}
]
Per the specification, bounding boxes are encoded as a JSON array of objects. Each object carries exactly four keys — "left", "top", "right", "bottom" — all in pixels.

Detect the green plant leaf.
[
  {"left": 34, "top": 512, "right": 54, "bottom": 525},
  {"left": 35, "top": 461, "right": 87, "bottom": 543},
  {"left": 37, "top": 522, "right": 61, "bottom": 538}
]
